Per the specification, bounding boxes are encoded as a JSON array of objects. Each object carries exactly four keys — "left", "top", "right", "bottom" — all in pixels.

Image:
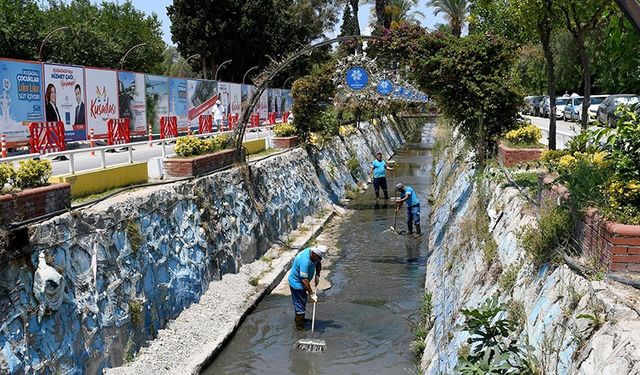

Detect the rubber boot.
[
  {"left": 407, "top": 221, "right": 413, "bottom": 234},
  {"left": 383, "top": 190, "right": 389, "bottom": 199},
  {"left": 295, "top": 314, "right": 305, "bottom": 330},
  {"left": 414, "top": 224, "right": 422, "bottom": 238}
]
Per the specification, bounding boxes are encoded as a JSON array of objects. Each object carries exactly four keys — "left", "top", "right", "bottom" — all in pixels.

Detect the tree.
[
  {"left": 426, "top": 0, "right": 468, "bottom": 37},
  {"left": 168, "top": 0, "right": 339, "bottom": 83},
  {"left": 291, "top": 61, "right": 336, "bottom": 141},
  {"left": 338, "top": 3, "right": 359, "bottom": 55},
  {"left": 386, "top": 0, "right": 424, "bottom": 29},
  {"left": 559, "top": 0, "right": 613, "bottom": 129},
  {"left": 0, "top": 0, "right": 44, "bottom": 60},
  {"left": 43, "top": 0, "right": 165, "bottom": 73}
]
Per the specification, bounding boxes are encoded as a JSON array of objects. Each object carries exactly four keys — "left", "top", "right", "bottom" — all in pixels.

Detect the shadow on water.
[{"left": 204, "top": 122, "right": 434, "bottom": 375}]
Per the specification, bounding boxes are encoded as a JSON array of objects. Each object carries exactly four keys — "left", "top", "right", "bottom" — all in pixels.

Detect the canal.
[{"left": 204, "top": 121, "right": 434, "bottom": 374}]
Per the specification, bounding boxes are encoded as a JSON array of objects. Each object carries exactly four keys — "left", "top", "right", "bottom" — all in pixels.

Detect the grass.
[
  {"left": 512, "top": 171, "right": 539, "bottom": 196},
  {"left": 519, "top": 202, "right": 573, "bottom": 268},
  {"left": 248, "top": 147, "right": 280, "bottom": 160},
  {"left": 125, "top": 218, "right": 143, "bottom": 254},
  {"left": 249, "top": 276, "right": 260, "bottom": 286},
  {"left": 128, "top": 299, "right": 143, "bottom": 326},
  {"left": 499, "top": 263, "right": 520, "bottom": 293},
  {"left": 72, "top": 185, "right": 134, "bottom": 205},
  {"left": 507, "top": 299, "right": 526, "bottom": 327},
  {"left": 411, "top": 291, "right": 433, "bottom": 361}
]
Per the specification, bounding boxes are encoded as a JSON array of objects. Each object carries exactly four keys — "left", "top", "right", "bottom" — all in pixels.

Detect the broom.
[{"left": 295, "top": 301, "right": 326, "bottom": 352}]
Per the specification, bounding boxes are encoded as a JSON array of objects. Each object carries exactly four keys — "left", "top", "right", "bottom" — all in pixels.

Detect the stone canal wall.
[
  {"left": 421, "top": 129, "right": 640, "bottom": 374},
  {"left": 0, "top": 117, "right": 415, "bottom": 374}
]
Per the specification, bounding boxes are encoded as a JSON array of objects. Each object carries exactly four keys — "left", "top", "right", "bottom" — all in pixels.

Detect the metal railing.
[{"left": 1, "top": 125, "right": 275, "bottom": 175}]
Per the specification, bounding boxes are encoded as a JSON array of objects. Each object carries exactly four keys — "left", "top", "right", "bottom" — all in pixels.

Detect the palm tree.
[
  {"left": 427, "top": 0, "right": 467, "bottom": 37},
  {"left": 386, "top": 0, "right": 424, "bottom": 29}
]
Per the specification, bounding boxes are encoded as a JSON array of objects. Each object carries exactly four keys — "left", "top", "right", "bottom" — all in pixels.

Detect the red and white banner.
[
  {"left": 160, "top": 116, "right": 178, "bottom": 139},
  {"left": 107, "top": 118, "right": 131, "bottom": 145},
  {"left": 29, "top": 121, "right": 66, "bottom": 154}
]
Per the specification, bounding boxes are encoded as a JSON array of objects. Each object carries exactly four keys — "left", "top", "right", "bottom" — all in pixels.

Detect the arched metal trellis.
[{"left": 231, "top": 35, "right": 382, "bottom": 158}]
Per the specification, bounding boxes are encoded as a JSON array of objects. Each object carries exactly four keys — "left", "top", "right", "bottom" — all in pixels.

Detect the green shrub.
[
  {"left": 175, "top": 136, "right": 203, "bottom": 157},
  {"left": 15, "top": 159, "right": 51, "bottom": 189},
  {"left": 504, "top": 123, "right": 542, "bottom": 147},
  {"left": 541, "top": 149, "right": 570, "bottom": 165},
  {"left": 273, "top": 123, "right": 297, "bottom": 137},
  {"left": 317, "top": 108, "right": 340, "bottom": 136},
  {"left": 499, "top": 263, "right": 520, "bottom": 293},
  {"left": 0, "top": 163, "right": 16, "bottom": 191},
  {"left": 520, "top": 205, "right": 573, "bottom": 267}
]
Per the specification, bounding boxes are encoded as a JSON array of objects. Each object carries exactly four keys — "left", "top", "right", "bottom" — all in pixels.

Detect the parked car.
[
  {"left": 584, "top": 95, "right": 608, "bottom": 122},
  {"left": 562, "top": 96, "right": 583, "bottom": 121},
  {"left": 540, "top": 96, "right": 550, "bottom": 117},
  {"left": 597, "top": 94, "right": 640, "bottom": 126},
  {"left": 554, "top": 97, "right": 570, "bottom": 119},
  {"left": 523, "top": 95, "right": 544, "bottom": 116}
]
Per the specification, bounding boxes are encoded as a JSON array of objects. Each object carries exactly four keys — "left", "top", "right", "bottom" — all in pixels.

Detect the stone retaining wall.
[{"left": 0, "top": 117, "right": 414, "bottom": 374}]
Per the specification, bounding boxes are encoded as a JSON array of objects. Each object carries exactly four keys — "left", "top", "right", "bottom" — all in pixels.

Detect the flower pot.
[
  {"left": 498, "top": 142, "right": 544, "bottom": 167},
  {"left": 164, "top": 149, "right": 237, "bottom": 177},
  {"left": 272, "top": 136, "right": 299, "bottom": 149},
  {"left": 0, "top": 183, "right": 71, "bottom": 225}
]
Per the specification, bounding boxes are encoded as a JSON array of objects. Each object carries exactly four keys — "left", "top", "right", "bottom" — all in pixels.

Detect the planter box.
[
  {"left": 164, "top": 149, "right": 237, "bottom": 178},
  {"left": 498, "top": 143, "right": 544, "bottom": 167},
  {"left": 0, "top": 183, "right": 71, "bottom": 225},
  {"left": 272, "top": 136, "right": 299, "bottom": 149},
  {"left": 539, "top": 174, "right": 640, "bottom": 273},
  {"left": 576, "top": 209, "right": 640, "bottom": 273}
]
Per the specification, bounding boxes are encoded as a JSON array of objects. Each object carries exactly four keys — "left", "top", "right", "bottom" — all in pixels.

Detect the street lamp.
[
  {"left": 282, "top": 76, "right": 295, "bottom": 90},
  {"left": 120, "top": 43, "right": 147, "bottom": 70},
  {"left": 214, "top": 59, "right": 233, "bottom": 81},
  {"left": 38, "top": 26, "right": 69, "bottom": 61},
  {"left": 242, "top": 66, "right": 259, "bottom": 85},
  {"left": 179, "top": 54, "right": 201, "bottom": 77}
]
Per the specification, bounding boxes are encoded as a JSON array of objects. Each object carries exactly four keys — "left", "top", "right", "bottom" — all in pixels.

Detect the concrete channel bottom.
[{"left": 204, "top": 124, "right": 434, "bottom": 375}]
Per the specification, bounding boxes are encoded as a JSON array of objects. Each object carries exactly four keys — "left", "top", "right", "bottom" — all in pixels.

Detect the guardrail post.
[
  {"left": 148, "top": 124, "right": 153, "bottom": 147},
  {"left": 161, "top": 141, "right": 166, "bottom": 158},
  {"left": 90, "top": 128, "right": 95, "bottom": 156},
  {"left": 128, "top": 145, "right": 133, "bottom": 164},
  {"left": 1, "top": 134, "right": 6, "bottom": 158},
  {"left": 69, "top": 153, "right": 75, "bottom": 174},
  {"left": 100, "top": 149, "right": 106, "bottom": 169}
]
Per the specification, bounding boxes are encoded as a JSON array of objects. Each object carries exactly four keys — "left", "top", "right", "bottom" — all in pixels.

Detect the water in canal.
[{"left": 205, "top": 122, "right": 434, "bottom": 375}]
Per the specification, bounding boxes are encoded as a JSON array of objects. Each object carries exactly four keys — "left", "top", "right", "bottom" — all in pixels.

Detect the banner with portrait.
[
  {"left": 0, "top": 59, "right": 43, "bottom": 144},
  {"left": 43, "top": 64, "right": 86, "bottom": 141},
  {"left": 145, "top": 75, "right": 169, "bottom": 132},
  {"left": 85, "top": 68, "right": 118, "bottom": 138},
  {"left": 118, "top": 71, "right": 147, "bottom": 135}
]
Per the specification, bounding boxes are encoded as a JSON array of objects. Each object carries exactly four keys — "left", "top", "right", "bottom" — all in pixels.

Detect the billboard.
[
  {"left": 84, "top": 68, "right": 118, "bottom": 138},
  {"left": 43, "top": 64, "right": 86, "bottom": 141},
  {"left": 258, "top": 90, "right": 269, "bottom": 120},
  {"left": 229, "top": 83, "right": 242, "bottom": 118},
  {"left": 170, "top": 78, "right": 188, "bottom": 130},
  {"left": 282, "top": 90, "right": 293, "bottom": 113},
  {"left": 145, "top": 75, "right": 169, "bottom": 132},
  {"left": 272, "top": 89, "right": 282, "bottom": 116},
  {"left": 0, "top": 59, "right": 43, "bottom": 144},
  {"left": 187, "top": 79, "right": 218, "bottom": 125},
  {"left": 118, "top": 71, "right": 147, "bottom": 135}
]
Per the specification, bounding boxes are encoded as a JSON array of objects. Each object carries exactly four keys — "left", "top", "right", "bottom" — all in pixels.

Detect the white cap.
[
  {"left": 310, "top": 245, "right": 327, "bottom": 259},
  {"left": 216, "top": 100, "right": 222, "bottom": 104}
]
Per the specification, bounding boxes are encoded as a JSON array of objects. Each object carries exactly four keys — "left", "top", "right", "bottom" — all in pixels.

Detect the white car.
[
  {"left": 585, "top": 95, "right": 608, "bottom": 122},
  {"left": 555, "top": 97, "right": 570, "bottom": 119}
]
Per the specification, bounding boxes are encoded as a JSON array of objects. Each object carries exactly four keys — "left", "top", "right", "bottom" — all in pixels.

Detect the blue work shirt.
[
  {"left": 288, "top": 248, "right": 316, "bottom": 290},
  {"left": 401, "top": 186, "right": 420, "bottom": 207},
  {"left": 372, "top": 159, "right": 387, "bottom": 178}
]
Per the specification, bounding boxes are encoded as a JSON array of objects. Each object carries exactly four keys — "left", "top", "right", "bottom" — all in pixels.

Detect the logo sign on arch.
[
  {"left": 345, "top": 66, "right": 369, "bottom": 91},
  {"left": 376, "top": 79, "right": 393, "bottom": 96}
]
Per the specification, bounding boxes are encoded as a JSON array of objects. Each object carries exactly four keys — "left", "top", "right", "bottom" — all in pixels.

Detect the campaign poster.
[
  {"left": 272, "top": 89, "right": 282, "bottom": 116},
  {"left": 44, "top": 64, "right": 86, "bottom": 141},
  {"left": 267, "top": 89, "right": 274, "bottom": 114},
  {"left": 229, "top": 83, "right": 242, "bottom": 118},
  {"left": 282, "top": 89, "right": 293, "bottom": 113},
  {"left": 258, "top": 90, "right": 269, "bottom": 121},
  {"left": 187, "top": 79, "right": 218, "bottom": 126},
  {"left": 170, "top": 78, "right": 188, "bottom": 131},
  {"left": 118, "top": 71, "right": 147, "bottom": 135},
  {"left": 0, "top": 59, "right": 43, "bottom": 144},
  {"left": 217, "top": 81, "right": 231, "bottom": 126},
  {"left": 241, "top": 84, "right": 254, "bottom": 111},
  {"left": 85, "top": 68, "right": 118, "bottom": 138},
  {"left": 145, "top": 75, "right": 169, "bottom": 132}
]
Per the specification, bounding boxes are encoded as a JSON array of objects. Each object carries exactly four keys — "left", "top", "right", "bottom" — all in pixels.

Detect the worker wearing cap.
[
  {"left": 288, "top": 245, "right": 326, "bottom": 330},
  {"left": 212, "top": 99, "right": 225, "bottom": 130},
  {"left": 395, "top": 183, "right": 421, "bottom": 237}
]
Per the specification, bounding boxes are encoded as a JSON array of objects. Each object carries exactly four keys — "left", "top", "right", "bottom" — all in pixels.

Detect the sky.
[{"left": 126, "top": 1, "right": 446, "bottom": 45}]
